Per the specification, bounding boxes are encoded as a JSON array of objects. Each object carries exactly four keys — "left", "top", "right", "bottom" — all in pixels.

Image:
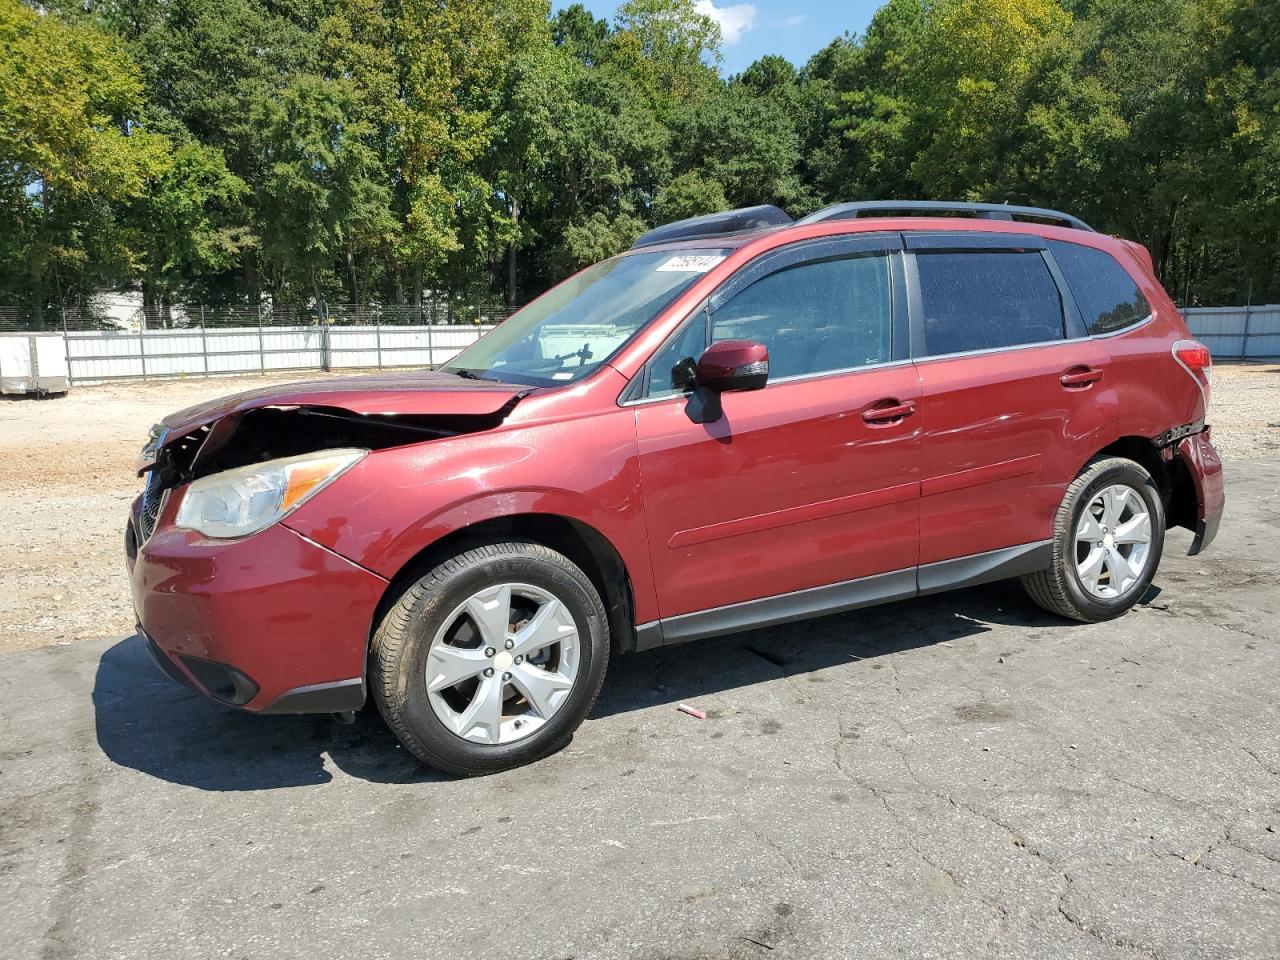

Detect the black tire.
[
  {"left": 1021, "top": 456, "right": 1165, "bottom": 623},
  {"left": 370, "top": 541, "right": 609, "bottom": 776}
]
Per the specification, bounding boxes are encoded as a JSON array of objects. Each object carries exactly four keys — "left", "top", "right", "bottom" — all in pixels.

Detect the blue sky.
[{"left": 556, "top": 0, "right": 884, "bottom": 75}]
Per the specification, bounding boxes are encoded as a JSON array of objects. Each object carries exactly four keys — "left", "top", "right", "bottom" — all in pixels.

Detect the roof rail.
[
  {"left": 631, "top": 204, "right": 794, "bottom": 250},
  {"left": 797, "top": 200, "right": 1095, "bottom": 233}
]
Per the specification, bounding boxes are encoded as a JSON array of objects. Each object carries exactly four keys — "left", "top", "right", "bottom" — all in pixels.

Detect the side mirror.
[
  {"left": 695, "top": 339, "right": 769, "bottom": 392},
  {"left": 680, "top": 340, "right": 769, "bottom": 425}
]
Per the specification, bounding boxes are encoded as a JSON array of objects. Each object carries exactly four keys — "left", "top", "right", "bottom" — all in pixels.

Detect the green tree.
[
  {"left": 655, "top": 171, "right": 729, "bottom": 222},
  {"left": 123, "top": 141, "right": 251, "bottom": 320},
  {"left": 667, "top": 80, "right": 805, "bottom": 209},
  {"left": 612, "top": 0, "right": 722, "bottom": 115},
  {"left": 0, "top": 0, "right": 172, "bottom": 318},
  {"left": 253, "top": 76, "right": 392, "bottom": 306}
]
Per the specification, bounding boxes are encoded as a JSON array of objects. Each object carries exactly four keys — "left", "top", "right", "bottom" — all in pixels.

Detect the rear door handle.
[
  {"left": 1060, "top": 366, "right": 1104, "bottom": 389},
  {"left": 862, "top": 399, "right": 916, "bottom": 424}
]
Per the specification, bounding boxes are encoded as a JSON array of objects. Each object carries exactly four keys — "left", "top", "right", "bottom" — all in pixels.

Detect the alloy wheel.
[
  {"left": 1074, "top": 483, "right": 1153, "bottom": 599},
  {"left": 425, "top": 583, "right": 581, "bottom": 744}
]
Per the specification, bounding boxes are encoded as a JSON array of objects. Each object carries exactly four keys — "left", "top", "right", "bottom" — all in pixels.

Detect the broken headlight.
[
  {"left": 138, "top": 423, "right": 167, "bottom": 474},
  {"left": 174, "top": 448, "right": 366, "bottom": 539}
]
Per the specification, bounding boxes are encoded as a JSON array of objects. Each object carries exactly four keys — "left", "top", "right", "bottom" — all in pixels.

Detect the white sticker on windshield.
[
  {"left": 655, "top": 254, "right": 726, "bottom": 273},
  {"left": 552, "top": 371, "right": 573, "bottom": 380}
]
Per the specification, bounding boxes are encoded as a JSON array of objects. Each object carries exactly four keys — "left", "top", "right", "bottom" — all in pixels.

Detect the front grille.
[
  {"left": 137, "top": 468, "right": 165, "bottom": 542},
  {"left": 135, "top": 423, "right": 208, "bottom": 543}
]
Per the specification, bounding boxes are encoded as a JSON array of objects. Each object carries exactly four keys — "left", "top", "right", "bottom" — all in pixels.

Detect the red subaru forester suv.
[{"left": 128, "top": 201, "right": 1223, "bottom": 775}]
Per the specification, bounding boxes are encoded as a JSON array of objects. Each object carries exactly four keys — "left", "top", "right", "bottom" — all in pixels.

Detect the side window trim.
[
  {"left": 1039, "top": 247, "right": 1089, "bottom": 340},
  {"left": 903, "top": 239, "right": 1082, "bottom": 361},
  {"left": 630, "top": 234, "right": 906, "bottom": 402}
]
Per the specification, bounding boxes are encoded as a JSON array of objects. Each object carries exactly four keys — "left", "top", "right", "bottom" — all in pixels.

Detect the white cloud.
[
  {"left": 783, "top": 14, "right": 806, "bottom": 27},
  {"left": 694, "top": 0, "right": 758, "bottom": 45}
]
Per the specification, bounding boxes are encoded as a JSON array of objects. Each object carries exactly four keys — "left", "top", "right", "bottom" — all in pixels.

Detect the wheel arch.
[
  {"left": 370, "top": 512, "right": 639, "bottom": 658},
  {"left": 1087, "top": 435, "right": 1198, "bottom": 534}
]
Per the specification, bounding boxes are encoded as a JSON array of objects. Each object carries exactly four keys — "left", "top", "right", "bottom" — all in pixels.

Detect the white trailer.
[{"left": 0, "top": 333, "right": 70, "bottom": 395}]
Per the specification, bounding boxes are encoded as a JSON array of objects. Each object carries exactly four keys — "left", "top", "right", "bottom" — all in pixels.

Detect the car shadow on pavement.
[
  {"left": 94, "top": 579, "right": 1139, "bottom": 791},
  {"left": 93, "top": 635, "right": 443, "bottom": 791},
  {"left": 591, "top": 579, "right": 1086, "bottom": 719}
]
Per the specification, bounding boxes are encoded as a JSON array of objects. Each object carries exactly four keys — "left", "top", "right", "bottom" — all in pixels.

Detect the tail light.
[{"left": 1172, "top": 339, "right": 1212, "bottom": 411}]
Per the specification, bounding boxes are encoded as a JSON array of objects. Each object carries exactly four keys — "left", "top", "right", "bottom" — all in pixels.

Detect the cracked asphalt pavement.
[{"left": 2, "top": 460, "right": 1278, "bottom": 960}]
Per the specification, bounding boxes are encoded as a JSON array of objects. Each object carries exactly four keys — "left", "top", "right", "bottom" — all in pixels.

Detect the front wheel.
[
  {"left": 370, "top": 542, "right": 610, "bottom": 775},
  {"left": 1022, "top": 456, "right": 1165, "bottom": 622}
]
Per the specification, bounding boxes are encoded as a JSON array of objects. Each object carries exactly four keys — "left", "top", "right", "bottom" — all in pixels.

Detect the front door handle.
[
  {"left": 1060, "top": 366, "right": 1104, "bottom": 389},
  {"left": 862, "top": 399, "right": 917, "bottom": 424}
]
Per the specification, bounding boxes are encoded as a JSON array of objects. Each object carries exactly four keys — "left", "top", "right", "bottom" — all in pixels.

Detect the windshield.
[{"left": 442, "top": 249, "right": 730, "bottom": 386}]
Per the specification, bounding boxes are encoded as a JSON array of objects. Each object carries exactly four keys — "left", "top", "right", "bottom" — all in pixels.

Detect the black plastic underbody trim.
[
  {"left": 143, "top": 627, "right": 365, "bottom": 714},
  {"left": 639, "top": 541, "right": 1054, "bottom": 650},
  {"left": 261, "top": 678, "right": 366, "bottom": 715},
  {"left": 660, "top": 569, "right": 917, "bottom": 647},
  {"left": 633, "top": 621, "right": 664, "bottom": 653},
  {"left": 916, "top": 540, "right": 1053, "bottom": 595}
]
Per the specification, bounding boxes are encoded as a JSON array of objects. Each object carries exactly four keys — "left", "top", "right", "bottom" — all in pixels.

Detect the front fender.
[{"left": 281, "top": 407, "right": 659, "bottom": 621}]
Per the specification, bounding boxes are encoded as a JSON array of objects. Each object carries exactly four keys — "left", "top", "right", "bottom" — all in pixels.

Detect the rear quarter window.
[{"left": 1048, "top": 240, "right": 1151, "bottom": 336}]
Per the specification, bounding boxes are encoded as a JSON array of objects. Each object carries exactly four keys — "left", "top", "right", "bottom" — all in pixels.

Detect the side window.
[
  {"left": 1048, "top": 240, "right": 1151, "bottom": 336},
  {"left": 914, "top": 251, "right": 1064, "bottom": 357},
  {"left": 646, "top": 312, "right": 708, "bottom": 397},
  {"left": 709, "top": 255, "right": 893, "bottom": 381}
]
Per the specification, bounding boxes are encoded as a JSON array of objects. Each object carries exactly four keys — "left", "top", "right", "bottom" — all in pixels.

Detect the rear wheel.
[
  {"left": 371, "top": 542, "right": 609, "bottom": 775},
  {"left": 1022, "top": 457, "right": 1165, "bottom": 622}
]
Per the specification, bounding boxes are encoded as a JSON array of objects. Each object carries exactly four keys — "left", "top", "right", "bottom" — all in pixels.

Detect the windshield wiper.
[{"left": 449, "top": 368, "right": 502, "bottom": 382}]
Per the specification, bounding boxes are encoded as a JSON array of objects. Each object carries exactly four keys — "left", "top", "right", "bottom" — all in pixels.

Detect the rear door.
[
  {"left": 631, "top": 234, "right": 922, "bottom": 633},
  {"left": 906, "top": 233, "right": 1109, "bottom": 569}
]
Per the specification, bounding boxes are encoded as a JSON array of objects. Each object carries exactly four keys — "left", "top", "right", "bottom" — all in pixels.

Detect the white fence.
[
  {"left": 5, "top": 300, "right": 1276, "bottom": 387},
  {"left": 62, "top": 323, "right": 495, "bottom": 383},
  {"left": 1182, "top": 304, "right": 1280, "bottom": 358}
]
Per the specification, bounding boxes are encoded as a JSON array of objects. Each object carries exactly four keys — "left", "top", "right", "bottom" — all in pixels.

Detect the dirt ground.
[
  {"left": 0, "top": 373, "right": 344, "bottom": 653},
  {"left": 1, "top": 363, "right": 1277, "bottom": 653}
]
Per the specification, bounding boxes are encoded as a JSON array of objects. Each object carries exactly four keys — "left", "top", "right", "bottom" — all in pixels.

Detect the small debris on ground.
[{"left": 676, "top": 703, "right": 707, "bottom": 720}]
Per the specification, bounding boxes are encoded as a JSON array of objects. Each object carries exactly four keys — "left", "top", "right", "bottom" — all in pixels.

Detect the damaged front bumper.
[{"left": 127, "top": 491, "right": 386, "bottom": 713}]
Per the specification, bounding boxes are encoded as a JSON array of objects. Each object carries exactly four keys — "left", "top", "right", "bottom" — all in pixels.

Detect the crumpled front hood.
[{"left": 160, "top": 370, "right": 530, "bottom": 437}]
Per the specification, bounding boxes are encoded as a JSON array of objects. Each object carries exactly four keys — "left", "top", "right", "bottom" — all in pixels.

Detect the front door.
[{"left": 631, "top": 235, "right": 922, "bottom": 637}]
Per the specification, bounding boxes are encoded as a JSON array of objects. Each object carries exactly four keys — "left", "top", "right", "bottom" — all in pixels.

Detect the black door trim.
[
  {"left": 917, "top": 539, "right": 1052, "bottom": 595},
  {"left": 627, "top": 539, "right": 1054, "bottom": 651}
]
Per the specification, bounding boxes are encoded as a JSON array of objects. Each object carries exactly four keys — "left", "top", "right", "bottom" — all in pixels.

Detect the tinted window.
[
  {"left": 915, "top": 251, "right": 1064, "bottom": 356},
  {"left": 710, "top": 255, "right": 893, "bottom": 382},
  {"left": 1048, "top": 240, "right": 1150, "bottom": 335}
]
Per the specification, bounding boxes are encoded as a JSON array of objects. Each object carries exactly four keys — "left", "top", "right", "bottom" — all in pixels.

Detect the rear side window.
[
  {"left": 914, "top": 251, "right": 1064, "bottom": 357},
  {"left": 1048, "top": 240, "right": 1150, "bottom": 336}
]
